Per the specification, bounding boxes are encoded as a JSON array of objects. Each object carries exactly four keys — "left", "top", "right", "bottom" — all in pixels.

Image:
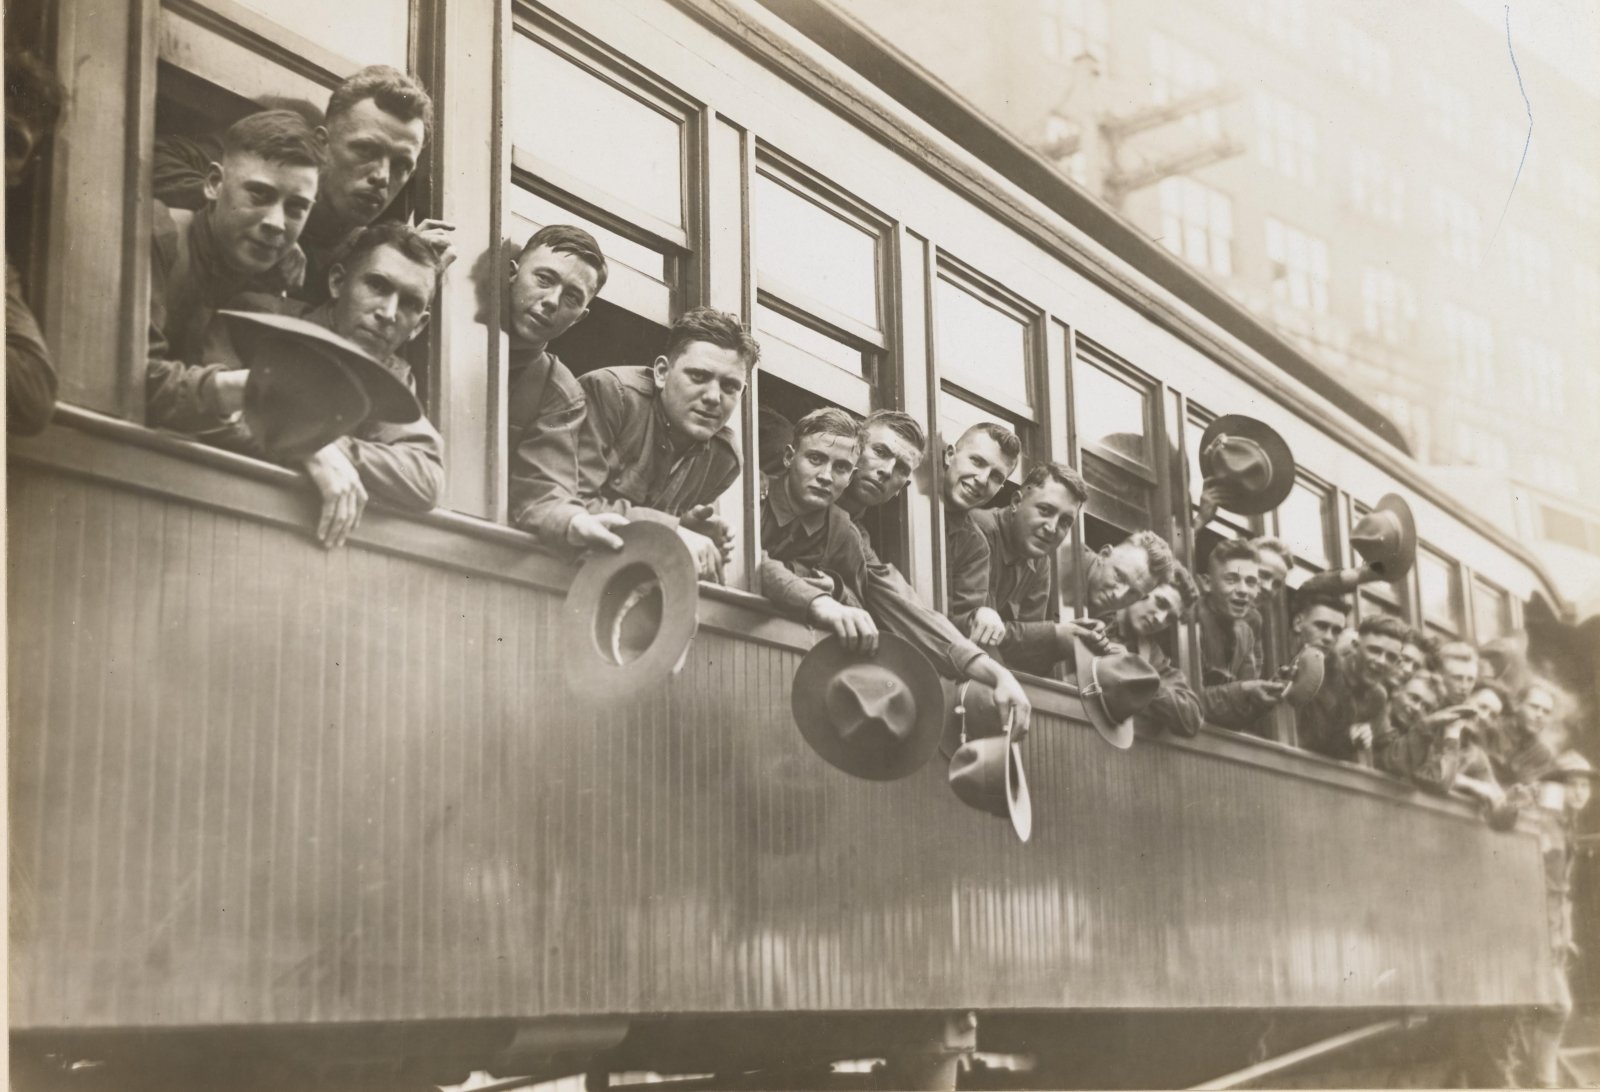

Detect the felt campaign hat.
[
  {"left": 946, "top": 681, "right": 1032, "bottom": 842},
  {"left": 1350, "top": 493, "right": 1417, "bottom": 582},
  {"left": 218, "top": 309, "right": 422, "bottom": 460},
  {"left": 791, "top": 633, "right": 945, "bottom": 781},
  {"left": 563, "top": 521, "right": 700, "bottom": 702},
  {"left": 1282, "top": 646, "right": 1327, "bottom": 708},
  {"left": 1072, "top": 640, "right": 1161, "bottom": 750},
  {"left": 1197, "top": 415, "right": 1296, "bottom": 516}
]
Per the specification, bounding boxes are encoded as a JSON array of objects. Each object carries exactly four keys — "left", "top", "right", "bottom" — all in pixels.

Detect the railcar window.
[
  {"left": 158, "top": 2, "right": 349, "bottom": 110},
  {"left": 1352, "top": 499, "right": 1410, "bottom": 622},
  {"left": 754, "top": 171, "right": 880, "bottom": 331},
  {"left": 508, "top": 33, "right": 684, "bottom": 231},
  {"left": 1473, "top": 578, "right": 1513, "bottom": 641},
  {"left": 1277, "top": 477, "right": 1333, "bottom": 576},
  {"left": 1075, "top": 340, "right": 1159, "bottom": 537},
  {"left": 1418, "top": 547, "right": 1463, "bottom": 637},
  {"left": 934, "top": 260, "right": 1030, "bottom": 419},
  {"left": 226, "top": 0, "right": 411, "bottom": 68}
]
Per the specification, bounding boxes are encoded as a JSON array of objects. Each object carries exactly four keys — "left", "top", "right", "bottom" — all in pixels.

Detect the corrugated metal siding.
[{"left": 8, "top": 464, "right": 1551, "bottom": 1030}]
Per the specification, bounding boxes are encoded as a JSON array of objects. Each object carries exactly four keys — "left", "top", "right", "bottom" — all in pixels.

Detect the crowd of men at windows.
[{"left": 4, "top": 51, "right": 1590, "bottom": 1086}]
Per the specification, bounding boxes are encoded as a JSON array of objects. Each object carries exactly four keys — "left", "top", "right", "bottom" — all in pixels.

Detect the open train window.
[
  {"left": 933, "top": 256, "right": 1039, "bottom": 459},
  {"left": 1076, "top": 338, "right": 1162, "bottom": 541},
  {"left": 1472, "top": 577, "right": 1513, "bottom": 642},
  {"left": 1351, "top": 498, "right": 1411, "bottom": 623},
  {"left": 506, "top": 21, "right": 692, "bottom": 379}
]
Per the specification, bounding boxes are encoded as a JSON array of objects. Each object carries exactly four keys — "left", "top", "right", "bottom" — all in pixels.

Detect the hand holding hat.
[
  {"left": 1195, "top": 415, "right": 1295, "bottom": 523},
  {"left": 945, "top": 680, "right": 1033, "bottom": 842},
  {"left": 1071, "top": 638, "right": 1162, "bottom": 750},
  {"left": 1349, "top": 494, "right": 1417, "bottom": 583}
]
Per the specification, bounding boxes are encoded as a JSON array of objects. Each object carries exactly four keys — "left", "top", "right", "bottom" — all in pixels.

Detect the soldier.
[
  {"left": 1195, "top": 540, "right": 1284, "bottom": 732},
  {"left": 1296, "top": 614, "right": 1407, "bottom": 764},
  {"left": 5, "top": 48, "right": 65, "bottom": 435},
  {"left": 758, "top": 408, "right": 1032, "bottom": 733},
  {"left": 577, "top": 308, "right": 756, "bottom": 581},
  {"left": 942, "top": 422, "right": 1020, "bottom": 634},
  {"left": 154, "top": 65, "right": 451, "bottom": 300}
]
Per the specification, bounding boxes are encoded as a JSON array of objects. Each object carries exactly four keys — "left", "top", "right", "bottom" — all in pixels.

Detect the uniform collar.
[{"left": 766, "top": 473, "right": 830, "bottom": 536}]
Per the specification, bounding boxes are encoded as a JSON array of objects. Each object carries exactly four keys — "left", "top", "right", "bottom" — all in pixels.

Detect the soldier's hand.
[
  {"left": 566, "top": 511, "right": 627, "bottom": 553},
  {"left": 302, "top": 442, "right": 367, "bottom": 549},
  {"left": 681, "top": 504, "right": 734, "bottom": 566},
  {"left": 970, "top": 606, "right": 1006, "bottom": 647},
  {"left": 210, "top": 368, "right": 250, "bottom": 416},
  {"left": 413, "top": 218, "right": 458, "bottom": 273},
  {"left": 1243, "top": 680, "right": 1287, "bottom": 708},
  {"left": 990, "top": 668, "right": 1032, "bottom": 741},
  {"left": 676, "top": 525, "right": 725, "bottom": 583},
  {"left": 1056, "top": 617, "right": 1110, "bottom": 655},
  {"left": 809, "top": 596, "right": 879, "bottom": 654},
  {"left": 1350, "top": 721, "right": 1374, "bottom": 749}
]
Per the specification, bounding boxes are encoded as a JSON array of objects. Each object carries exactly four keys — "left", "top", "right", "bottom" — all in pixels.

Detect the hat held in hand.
[
  {"left": 1350, "top": 493, "right": 1417, "bottom": 583},
  {"left": 218, "top": 309, "right": 422, "bottom": 460},
  {"left": 792, "top": 633, "right": 945, "bottom": 781},
  {"left": 563, "top": 521, "right": 700, "bottom": 703},
  {"left": 946, "top": 681, "right": 1033, "bottom": 842},
  {"left": 1197, "top": 415, "right": 1295, "bottom": 517},
  {"left": 1072, "top": 640, "right": 1161, "bottom": 750}
]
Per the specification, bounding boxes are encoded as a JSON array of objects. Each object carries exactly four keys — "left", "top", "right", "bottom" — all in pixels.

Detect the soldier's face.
[
  {"left": 942, "top": 433, "right": 1013, "bottom": 510},
  {"left": 653, "top": 341, "right": 747, "bottom": 443},
  {"left": 1256, "top": 548, "right": 1289, "bottom": 599},
  {"left": 204, "top": 152, "right": 319, "bottom": 274},
  {"left": 845, "top": 423, "right": 923, "bottom": 509},
  {"left": 786, "top": 432, "right": 860, "bottom": 513},
  {"left": 1010, "top": 480, "right": 1078, "bottom": 558},
  {"left": 328, "top": 243, "right": 436, "bottom": 359},
  {"left": 508, "top": 244, "right": 597, "bottom": 347},
  {"left": 318, "top": 98, "right": 425, "bottom": 227},
  {"left": 1293, "top": 605, "right": 1345, "bottom": 652},
  {"left": 1121, "top": 584, "right": 1183, "bottom": 638}
]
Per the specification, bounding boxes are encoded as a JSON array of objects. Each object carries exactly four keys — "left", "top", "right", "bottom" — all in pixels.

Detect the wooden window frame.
[
  {"left": 932, "top": 251, "right": 1044, "bottom": 437},
  {"left": 1417, "top": 544, "right": 1463, "bottom": 638}
]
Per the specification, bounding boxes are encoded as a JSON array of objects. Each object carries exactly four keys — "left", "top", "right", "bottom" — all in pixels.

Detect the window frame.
[
  {"left": 931, "top": 252, "right": 1044, "bottom": 446},
  {"left": 1416, "top": 544, "right": 1464, "bottom": 639}
]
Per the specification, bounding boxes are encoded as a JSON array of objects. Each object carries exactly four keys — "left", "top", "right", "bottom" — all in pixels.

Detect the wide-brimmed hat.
[
  {"left": 563, "top": 521, "right": 699, "bottom": 702},
  {"left": 1350, "top": 493, "right": 1417, "bottom": 582},
  {"left": 1282, "top": 646, "right": 1326, "bottom": 707},
  {"left": 1197, "top": 415, "right": 1295, "bottom": 516},
  {"left": 947, "top": 682, "right": 1032, "bottom": 842},
  {"left": 1071, "top": 640, "right": 1161, "bottom": 749},
  {"left": 791, "top": 633, "right": 945, "bottom": 781},
  {"left": 220, "top": 309, "right": 422, "bottom": 428}
]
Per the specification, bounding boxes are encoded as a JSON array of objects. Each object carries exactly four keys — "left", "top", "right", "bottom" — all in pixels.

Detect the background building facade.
[{"left": 828, "top": 0, "right": 1600, "bottom": 515}]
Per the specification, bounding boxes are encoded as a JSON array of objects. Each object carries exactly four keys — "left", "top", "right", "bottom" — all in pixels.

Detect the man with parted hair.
[
  {"left": 1102, "top": 555, "right": 1205, "bottom": 739},
  {"left": 759, "top": 407, "right": 1032, "bottom": 732},
  {"left": 502, "top": 223, "right": 633, "bottom": 554},
  {"left": 1289, "top": 591, "right": 1348, "bottom": 656},
  {"left": 1196, "top": 539, "right": 1285, "bottom": 730},
  {"left": 942, "top": 421, "right": 1022, "bottom": 634},
  {"left": 962, "top": 462, "right": 1096, "bottom": 676},
  {"left": 1297, "top": 613, "right": 1408, "bottom": 763},
  {"left": 145, "top": 109, "right": 324, "bottom": 435},
  {"left": 1436, "top": 640, "right": 1481, "bottom": 704},
  {"left": 576, "top": 307, "right": 759, "bottom": 581},
  {"left": 153, "top": 64, "right": 452, "bottom": 301}
]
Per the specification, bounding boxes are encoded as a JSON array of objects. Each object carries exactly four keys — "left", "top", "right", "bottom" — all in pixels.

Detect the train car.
[{"left": 6, "top": 0, "right": 1581, "bottom": 1087}]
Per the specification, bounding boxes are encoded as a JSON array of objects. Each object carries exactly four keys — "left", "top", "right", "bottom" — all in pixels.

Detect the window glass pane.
[
  {"left": 937, "top": 276, "right": 1030, "bottom": 408},
  {"left": 509, "top": 185, "right": 667, "bottom": 283},
  {"left": 1078, "top": 362, "right": 1149, "bottom": 464},
  {"left": 1473, "top": 580, "right": 1510, "bottom": 640},
  {"left": 756, "top": 303, "right": 864, "bottom": 378},
  {"left": 230, "top": 0, "right": 409, "bottom": 66},
  {"left": 1418, "top": 549, "right": 1459, "bottom": 629},
  {"left": 1083, "top": 449, "right": 1154, "bottom": 527},
  {"left": 1278, "top": 481, "right": 1330, "bottom": 568},
  {"left": 509, "top": 34, "right": 683, "bottom": 228},
  {"left": 754, "top": 172, "right": 879, "bottom": 330}
]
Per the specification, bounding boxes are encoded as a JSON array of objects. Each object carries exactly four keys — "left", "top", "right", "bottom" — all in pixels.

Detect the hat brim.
[
  {"left": 219, "top": 309, "right": 422, "bottom": 425},
  {"left": 1372, "top": 493, "right": 1418, "bottom": 581},
  {"left": 947, "top": 718, "right": 1032, "bottom": 842},
  {"left": 793, "top": 633, "right": 945, "bottom": 781},
  {"left": 1198, "top": 414, "right": 1296, "bottom": 515},
  {"left": 1005, "top": 732, "right": 1032, "bottom": 843},
  {"left": 1282, "top": 647, "right": 1326, "bottom": 707},
  {"left": 1072, "top": 637, "right": 1134, "bottom": 750},
  {"left": 562, "top": 521, "right": 699, "bottom": 703}
]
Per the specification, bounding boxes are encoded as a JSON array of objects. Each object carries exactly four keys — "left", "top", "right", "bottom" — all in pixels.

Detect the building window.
[
  {"left": 1265, "top": 218, "right": 1328, "bottom": 313},
  {"left": 1349, "top": 144, "right": 1404, "bottom": 225},
  {"left": 1452, "top": 422, "right": 1508, "bottom": 471},
  {"left": 1504, "top": 228, "right": 1552, "bottom": 303},
  {"left": 1517, "top": 338, "right": 1564, "bottom": 415},
  {"left": 1336, "top": 19, "right": 1391, "bottom": 96},
  {"left": 1441, "top": 303, "right": 1494, "bottom": 392},
  {"left": 1157, "top": 176, "right": 1233, "bottom": 276},
  {"left": 1041, "top": 0, "right": 1110, "bottom": 65},
  {"left": 1149, "top": 32, "right": 1221, "bottom": 137},
  {"left": 1255, "top": 93, "right": 1317, "bottom": 185},
  {"left": 1431, "top": 187, "right": 1482, "bottom": 267},
  {"left": 1248, "top": 0, "right": 1310, "bottom": 49},
  {"left": 1420, "top": 72, "right": 1471, "bottom": 149},
  {"left": 1360, "top": 267, "right": 1415, "bottom": 346},
  {"left": 1531, "top": 454, "right": 1579, "bottom": 496}
]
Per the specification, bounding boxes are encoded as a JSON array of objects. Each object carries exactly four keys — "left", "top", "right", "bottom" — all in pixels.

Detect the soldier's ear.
[
  {"left": 202, "top": 162, "right": 224, "bottom": 204},
  {"left": 404, "top": 311, "right": 431, "bottom": 344},
  {"left": 942, "top": 443, "right": 954, "bottom": 469},
  {"left": 651, "top": 355, "right": 671, "bottom": 391},
  {"left": 783, "top": 445, "right": 796, "bottom": 470}
]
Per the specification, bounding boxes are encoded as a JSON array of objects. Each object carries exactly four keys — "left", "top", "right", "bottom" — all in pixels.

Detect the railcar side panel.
[{"left": 8, "top": 428, "right": 1552, "bottom": 1033}]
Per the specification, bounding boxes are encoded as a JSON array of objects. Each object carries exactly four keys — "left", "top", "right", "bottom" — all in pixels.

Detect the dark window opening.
[{"left": 547, "top": 298, "right": 668, "bottom": 381}]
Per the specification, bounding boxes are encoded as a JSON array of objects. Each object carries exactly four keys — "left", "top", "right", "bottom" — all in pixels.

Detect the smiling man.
[
  {"left": 758, "top": 408, "right": 1033, "bottom": 734},
  {"left": 962, "top": 463, "right": 1095, "bottom": 676},
  {"left": 1296, "top": 613, "right": 1408, "bottom": 763},
  {"left": 1195, "top": 539, "right": 1285, "bottom": 732},
  {"left": 146, "top": 110, "right": 322, "bottom": 435},
  {"left": 1108, "top": 560, "right": 1204, "bottom": 738},
  {"left": 941, "top": 422, "right": 1021, "bottom": 633},
  {"left": 576, "top": 308, "right": 758, "bottom": 581},
  {"left": 153, "top": 66, "right": 449, "bottom": 302}
]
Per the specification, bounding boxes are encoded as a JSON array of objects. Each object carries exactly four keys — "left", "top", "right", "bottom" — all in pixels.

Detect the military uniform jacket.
[{"left": 968, "top": 506, "right": 1061, "bottom": 676}]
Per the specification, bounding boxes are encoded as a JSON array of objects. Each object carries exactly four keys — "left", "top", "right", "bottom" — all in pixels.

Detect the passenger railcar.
[{"left": 6, "top": 0, "right": 1577, "bottom": 1087}]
